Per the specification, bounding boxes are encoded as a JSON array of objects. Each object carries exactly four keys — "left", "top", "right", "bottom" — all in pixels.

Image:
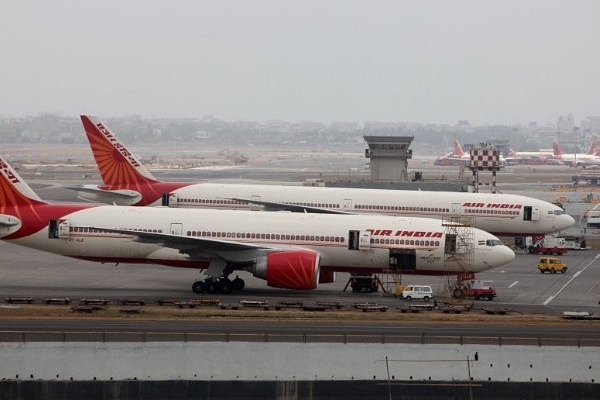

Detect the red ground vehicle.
[{"left": 464, "top": 280, "right": 497, "bottom": 301}]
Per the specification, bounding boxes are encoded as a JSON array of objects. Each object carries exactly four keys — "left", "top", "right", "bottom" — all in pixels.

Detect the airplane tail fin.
[
  {"left": 453, "top": 140, "right": 465, "bottom": 157},
  {"left": 80, "top": 116, "right": 158, "bottom": 187},
  {"left": 586, "top": 140, "right": 600, "bottom": 155},
  {"left": 0, "top": 156, "right": 46, "bottom": 210},
  {"left": 552, "top": 140, "right": 563, "bottom": 157}
]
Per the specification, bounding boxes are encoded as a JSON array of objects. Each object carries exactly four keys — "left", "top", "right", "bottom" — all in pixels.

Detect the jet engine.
[{"left": 253, "top": 249, "right": 320, "bottom": 290}]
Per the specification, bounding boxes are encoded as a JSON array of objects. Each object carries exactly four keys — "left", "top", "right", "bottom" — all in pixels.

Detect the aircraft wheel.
[
  {"left": 192, "top": 281, "right": 205, "bottom": 294},
  {"left": 205, "top": 280, "right": 219, "bottom": 294},
  {"left": 232, "top": 277, "right": 245, "bottom": 291},
  {"left": 219, "top": 279, "right": 233, "bottom": 294}
]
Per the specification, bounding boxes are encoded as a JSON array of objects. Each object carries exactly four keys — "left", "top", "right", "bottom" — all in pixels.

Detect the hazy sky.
[{"left": 1, "top": 1, "right": 598, "bottom": 125}]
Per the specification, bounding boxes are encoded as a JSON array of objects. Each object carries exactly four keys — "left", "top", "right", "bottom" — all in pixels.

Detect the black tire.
[
  {"left": 405, "top": 296, "right": 412, "bottom": 301},
  {"left": 192, "top": 281, "right": 205, "bottom": 294},
  {"left": 219, "top": 279, "right": 233, "bottom": 294},
  {"left": 423, "top": 296, "right": 430, "bottom": 302},
  {"left": 551, "top": 269, "right": 557, "bottom": 274},
  {"left": 453, "top": 288, "right": 465, "bottom": 299},
  {"left": 205, "top": 281, "right": 219, "bottom": 294},
  {"left": 232, "top": 277, "right": 245, "bottom": 291},
  {"left": 561, "top": 269, "right": 566, "bottom": 274},
  {"left": 487, "top": 296, "right": 494, "bottom": 301}
]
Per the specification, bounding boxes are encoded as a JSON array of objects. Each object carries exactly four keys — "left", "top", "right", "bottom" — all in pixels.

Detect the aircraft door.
[
  {"left": 342, "top": 198, "right": 353, "bottom": 211},
  {"left": 451, "top": 203, "right": 462, "bottom": 215},
  {"left": 389, "top": 249, "right": 416, "bottom": 272},
  {"left": 444, "top": 233, "right": 457, "bottom": 254},
  {"left": 170, "top": 223, "right": 183, "bottom": 235},
  {"left": 348, "top": 230, "right": 371, "bottom": 250},
  {"left": 162, "top": 193, "right": 170, "bottom": 207},
  {"left": 58, "top": 219, "right": 70, "bottom": 239},
  {"left": 523, "top": 206, "right": 541, "bottom": 221},
  {"left": 250, "top": 195, "right": 261, "bottom": 211}
]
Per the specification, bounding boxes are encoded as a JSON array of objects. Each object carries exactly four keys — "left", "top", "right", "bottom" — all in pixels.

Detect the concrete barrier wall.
[{"left": 1, "top": 342, "right": 599, "bottom": 383}]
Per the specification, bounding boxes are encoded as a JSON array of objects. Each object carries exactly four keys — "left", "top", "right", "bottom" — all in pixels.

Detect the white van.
[{"left": 401, "top": 285, "right": 433, "bottom": 301}]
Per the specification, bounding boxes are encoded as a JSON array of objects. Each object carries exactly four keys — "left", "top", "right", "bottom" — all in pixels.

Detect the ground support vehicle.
[
  {"left": 463, "top": 280, "right": 496, "bottom": 301},
  {"left": 538, "top": 257, "right": 568, "bottom": 274}
]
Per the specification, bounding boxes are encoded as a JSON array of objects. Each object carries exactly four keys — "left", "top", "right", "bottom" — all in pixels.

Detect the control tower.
[{"left": 364, "top": 136, "right": 414, "bottom": 181}]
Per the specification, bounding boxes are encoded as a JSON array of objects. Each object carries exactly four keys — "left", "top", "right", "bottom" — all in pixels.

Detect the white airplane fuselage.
[
  {"left": 3, "top": 206, "right": 514, "bottom": 276},
  {"left": 109, "top": 184, "right": 574, "bottom": 237}
]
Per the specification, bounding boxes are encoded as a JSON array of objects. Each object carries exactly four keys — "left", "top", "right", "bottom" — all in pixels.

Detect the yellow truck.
[{"left": 537, "top": 257, "right": 568, "bottom": 274}]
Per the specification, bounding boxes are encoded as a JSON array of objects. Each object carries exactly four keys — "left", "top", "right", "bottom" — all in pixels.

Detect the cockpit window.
[
  {"left": 486, "top": 239, "right": 504, "bottom": 246},
  {"left": 553, "top": 209, "right": 566, "bottom": 215}
]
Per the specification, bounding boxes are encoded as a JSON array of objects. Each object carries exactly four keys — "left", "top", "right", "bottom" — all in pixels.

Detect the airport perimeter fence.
[{"left": 1, "top": 330, "right": 600, "bottom": 347}]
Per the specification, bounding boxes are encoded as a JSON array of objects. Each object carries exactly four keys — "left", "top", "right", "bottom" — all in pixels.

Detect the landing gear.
[{"left": 191, "top": 276, "right": 245, "bottom": 294}]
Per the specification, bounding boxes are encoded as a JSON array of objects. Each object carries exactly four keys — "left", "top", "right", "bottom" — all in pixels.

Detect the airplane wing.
[
  {"left": 86, "top": 226, "right": 274, "bottom": 255},
  {"left": 225, "top": 197, "right": 349, "bottom": 214}
]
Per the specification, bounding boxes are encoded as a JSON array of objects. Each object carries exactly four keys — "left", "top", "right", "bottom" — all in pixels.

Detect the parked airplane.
[
  {"left": 0, "top": 156, "right": 515, "bottom": 294},
  {"left": 552, "top": 140, "right": 600, "bottom": 167},
  {"left": 433, "top": 140, "right": 470, "bottom": 166},
  {"left": 75, "top": 116, "right": 575, "bottom": 237},
  {"left": 504, "top": 148, "right": 555, "bottom": 166}
]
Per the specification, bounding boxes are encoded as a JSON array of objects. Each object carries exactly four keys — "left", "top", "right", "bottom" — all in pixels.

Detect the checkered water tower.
[{"left": 469, "top": 145, "right": 502, "bottom": 193}]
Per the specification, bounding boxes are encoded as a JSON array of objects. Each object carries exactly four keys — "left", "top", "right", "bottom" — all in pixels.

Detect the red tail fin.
[
  {"left": 453, "top": 140, "right": 465, "bottom": 157},
  {"left": 552, "top": 140, "right": 563, "bottom": 157},
  {"left": 0, "top": 156, "right": 47, "bottom": 227},
  {"left": 0, "top": 157, "right": 45, "bottom": 210},
  {"left": 80, "top": 116, "right": 158, "bottom": 187}
]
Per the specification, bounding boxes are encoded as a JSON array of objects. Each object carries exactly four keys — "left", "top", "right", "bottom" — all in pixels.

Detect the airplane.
[
  {"left": 504, "top": 148, "right": 555, "bottom": 166},
  {"left": 0, "top": 156, "right": 515, "bottom": 295},
  {"left": 552, "top": 140, "right": 600, "bottom": 167},
  {"left": 433, "top": 140, "right": 470, "bottom": 166},
  {"left": 74, "top": 116, "right": 575, "bottom": 237},
  {"left": 433, "top": 140, "right": 506, "bottom": 167}
]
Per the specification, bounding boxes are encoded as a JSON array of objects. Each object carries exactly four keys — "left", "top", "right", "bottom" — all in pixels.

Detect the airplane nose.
[
  {"left": 485, "top": 245, "right": 515, "bottom": 270},
  {"left": 498, "top": 245, "right": 516, "bottom": 266},
  {"left": 560, "top": 214, "right": 576, "bottom": 230}
]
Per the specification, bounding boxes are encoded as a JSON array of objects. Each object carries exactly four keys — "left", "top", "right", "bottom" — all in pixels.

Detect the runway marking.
[
  {"left": 543, "top": 252, "right": 600, "bottom": 305},
  {"left": 508, "top": 281, "right": 519, "bottom": 288}
]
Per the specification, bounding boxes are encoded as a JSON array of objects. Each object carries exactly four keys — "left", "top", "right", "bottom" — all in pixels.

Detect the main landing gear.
[{"left": 192, "top": 276, "right": 246, "bottom": 294}]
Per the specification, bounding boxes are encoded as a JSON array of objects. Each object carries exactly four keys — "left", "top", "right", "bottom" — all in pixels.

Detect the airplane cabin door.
[
  {"left": 342, "top": 198, "right": 353, "bottom": 211},
  {"left": 170, "top": 223, "right": 183, "bottom": 235},
  {"left": 451, "top": 203, "right": 462, "bottom": 215},
  {"left": 58, "top": 219, "right": 70, "bottom": 239},
  {"left": 523, "top": 206, "right": 541, "bottom": 221}
]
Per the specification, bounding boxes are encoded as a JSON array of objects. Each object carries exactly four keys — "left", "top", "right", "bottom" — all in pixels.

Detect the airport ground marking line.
[
  {"left": 508, "top": 281, "right": 519, "bottom": 288},
  {"left": 543, "top": 253, "right": 600, "bottom": 305}
]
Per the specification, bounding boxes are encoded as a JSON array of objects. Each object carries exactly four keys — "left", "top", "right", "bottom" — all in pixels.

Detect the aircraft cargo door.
[{"left": 389, "top": 249, "right": 416, "bottom": 272}]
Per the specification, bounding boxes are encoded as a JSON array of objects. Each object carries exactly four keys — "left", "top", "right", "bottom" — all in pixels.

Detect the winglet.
[
  {"left": 80, "top": 115, "right": 158, "bottom": 186},
  {"left": 0, "top": 156, "right": 45, "bottom": 209}
]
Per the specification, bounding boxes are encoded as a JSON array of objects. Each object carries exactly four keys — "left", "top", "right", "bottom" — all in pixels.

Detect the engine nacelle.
[{"left": 253, "top": 250, "right": 320, "bottom": 290}]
